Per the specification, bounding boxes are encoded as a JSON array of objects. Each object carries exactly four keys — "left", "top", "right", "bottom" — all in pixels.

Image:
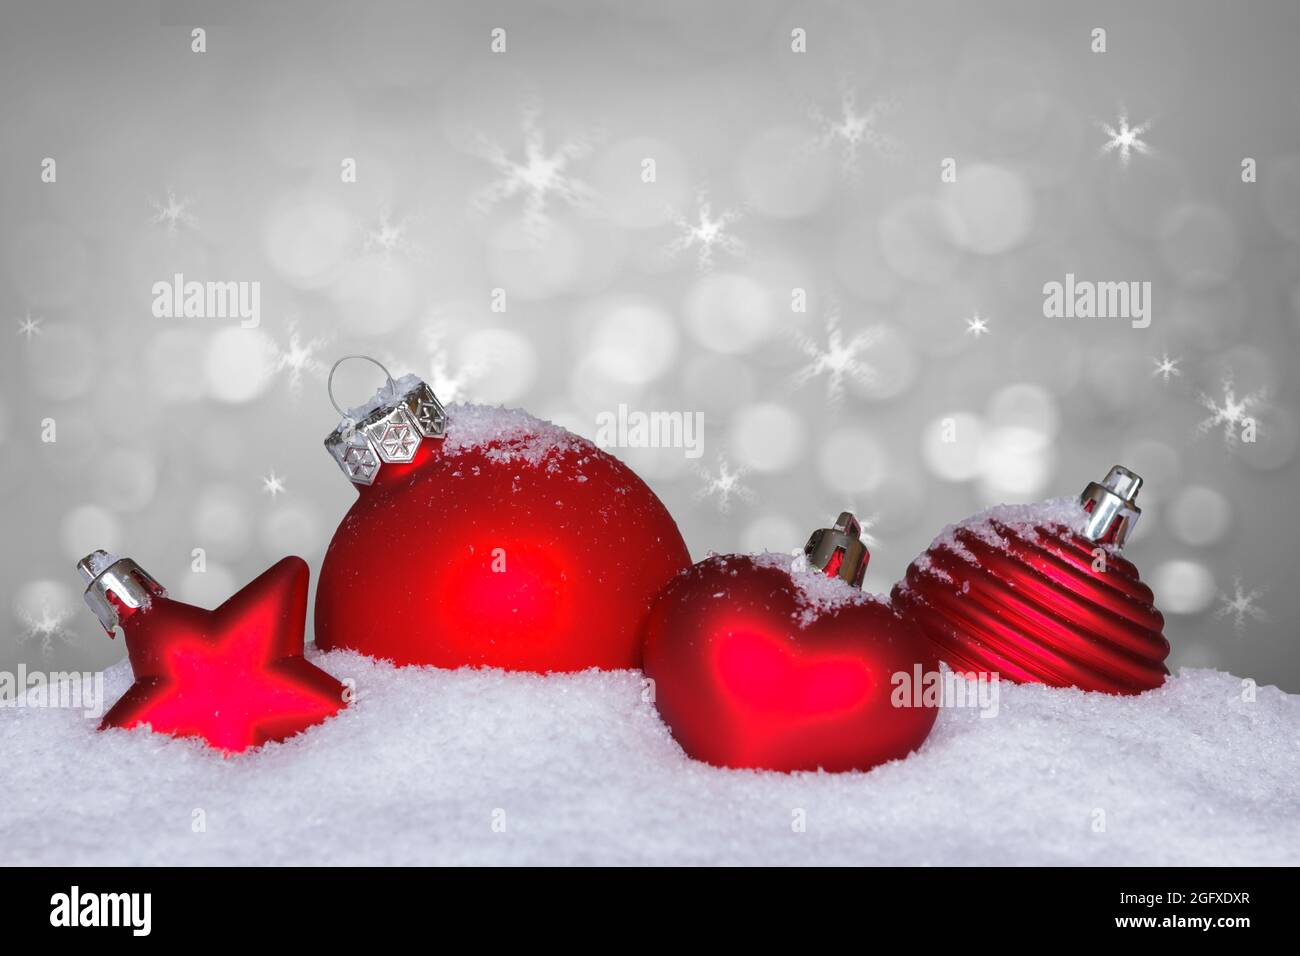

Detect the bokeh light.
[
  {"left": 1150, "top": 560, "right": 1217, "bottom": 615},
  {"left": 730, "top": 402, "right": 805, "bottom": 473}
]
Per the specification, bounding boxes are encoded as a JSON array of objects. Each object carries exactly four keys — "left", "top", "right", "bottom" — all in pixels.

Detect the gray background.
[{"left": 2, "top": 0, "right": 1297, "bottom": 688}]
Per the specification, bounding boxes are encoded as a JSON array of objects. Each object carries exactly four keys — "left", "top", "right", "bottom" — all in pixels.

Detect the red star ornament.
[{"left": 78, "top": 552, "right": 347, "bottom": 753}]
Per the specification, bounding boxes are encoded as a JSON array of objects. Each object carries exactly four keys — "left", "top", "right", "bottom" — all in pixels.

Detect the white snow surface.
[
  {"left": 3, "top": 652, "right": 1297, "bottom": 865},
  {"left": 749, "top": 550, "right": 888, "bottom": 626},
  {"left": 442, "top": 402, "right": 586, "bottom": 466},
  {"left": 927, "top": 495, "right": 1102, "bottom": 553},
  {"left": 339, "top": 376, "right": 586, "bottom": 467}
]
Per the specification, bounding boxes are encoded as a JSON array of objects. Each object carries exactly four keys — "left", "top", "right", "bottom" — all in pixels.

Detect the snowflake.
[
  {"left": 1215, "top": 578, "right": 1267, "bottom": 636},
  {"left": 261, "top": 469, "right": 287, "bottom": 497},
  {"left": 471, "top": 106, "right": 595, "bottom": 237},
  {"left": 270, "top": 320, "right": 330, "bottom": 394},
  {"left": 792, "top": 305, "right": 881, "bottom": 403},
  {"left": 16, "top": 312, "right": 43, "bottom": 340},
  {"left": 809, "top": 87, "right": 899, "bottom": 173},
  {"left": 965, "top": 312, "right": 991, "bottom": 338},
  {"left": 17, "top": 602, "right": 78, "bottom": 657},
  {"left": 665, "top": 194, "right": 745, "bottom": 271},
  {"left": 1197, "top": 378, "right": 1265, "bottom": 445},
  {"left": 1152, "top": 352, "right": 1181, "bottom": 383},
  {"left": 1099, "top": 111, "right": 1152, "bottom": 166},
  {"left": 361, "top": 206, "right": 423, "bottom": 260},
  {"left": 695, "top": 458, "right": 756, "bottom": 513},
  {"left": 149, "top": 189, "right": 198, "bottom": 232}
]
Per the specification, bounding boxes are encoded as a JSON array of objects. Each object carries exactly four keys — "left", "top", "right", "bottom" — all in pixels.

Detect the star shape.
[
  {"left": 792, "top": 306, "right": 881, "bottom": 403},
  {"left": 1197, "top": 377, "right": 1266, "bottom": 445},
  {"left": 471, "top": 106, "right": 595, "bottom": 237},
  {"left": 18, "top": 599, "right": 77, "bottom": 657},
  {"left": 1100, "top": 111, "right": 1152, "bottom": 165},
  {"left": 101, "top": 557, "right": 346, "bottom": 752},
  {"left": 965, "top": 312, "right": 991, "bottom": 338},
  {"left": 666, "top": 194, "right": 745, "bottom": 271},
  {"left": 1215, "top": 578, "right": 1267, "bottom": 636},
  {"left": 342, "top": 444, "right": 379, "bottom": 481},
  {"left": 16, "top": 313, "right": 43, "bottom": 340},
  {"left": 261, "top": 469, "right": 287, "bottom": 496},
  {"left": 361, "top": 206, "right": 424, "bottom": 261},
  {"left": 149, "top": 189, "right": 198, "bottom": 232},
  {"left": 810, "top": 87, "right": 899, "bottom": 173},
  {"left": 1152, "top": 352, "right": 1181, "bottom": 383},
  {"left": 695, "top": 458, "right": 757, "bottom": 513},
  {"left": 271, "top": 320, "right": 330, "bottom": 394}
]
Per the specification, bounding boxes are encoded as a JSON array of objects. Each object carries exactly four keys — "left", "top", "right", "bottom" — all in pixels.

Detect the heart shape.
[{"left": 643, "top": 555, "right": 938, "bottom": 772}]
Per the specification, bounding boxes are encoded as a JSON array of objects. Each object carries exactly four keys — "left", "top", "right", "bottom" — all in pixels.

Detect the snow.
[
  {"left": 749, "top": 550, "right": 888, "bottom": 626},
  {"left": 340, "top": 372, "right": 425, "bottom": 421},
  {"left": 442, "top": 402, "right": 586, "bottom": 466},
  {"left": 339, "top": 375, "right": 588, "bottom": 468},
  {"left": 925, "top": 495, "right": 1107, "bottom": 555},
  {"left": 81, "top": 550, "right": 120, "bottom": 577},
  {"left": 2, "top": 652, "right": 1297, "bottom": 865}
]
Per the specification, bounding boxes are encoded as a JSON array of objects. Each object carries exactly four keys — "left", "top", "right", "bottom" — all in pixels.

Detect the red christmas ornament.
[
  {"left": 642, "top": 514, "right": 939, "bottom": 773},
  {"left": 892, "top": 465, "right": 1169, "bottom": 695},
  {"left": 77, "top": 552, "right": 347, "bottom": 752},
  {"left": 314, "top": 358, "right": 691, "bottom": 671}
]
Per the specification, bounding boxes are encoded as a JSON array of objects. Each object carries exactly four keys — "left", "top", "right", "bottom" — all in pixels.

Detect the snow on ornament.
[
  {"left": 78, "top": 550, "right": 347, "bottom": 753},
  {"left": 314, "top": 357, "right": 691, "bottom": 671},
  {"left": 642, "top": 513, "right": 939, "bottom": 773},
  {"left": 892, "top": 465, "right": 1169, "bottom": 695}
]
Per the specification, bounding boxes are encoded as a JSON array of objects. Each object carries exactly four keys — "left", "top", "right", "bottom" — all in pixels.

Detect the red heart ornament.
[{"left": 643, "top": 516, "right": 939, "bottom": 773}]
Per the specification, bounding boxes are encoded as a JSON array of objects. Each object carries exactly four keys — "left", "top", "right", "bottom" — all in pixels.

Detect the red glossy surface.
[
  {"left": 102, "top": 557, "right": 347, "bottom": 752},
  {"left": 315, "top": 434, "right": 691, "bottom": 671},
  {"left": 643, "top": 556, "right": 938, "bottom": 772},
  {"left": 892, "top": 519, "right": 1169, "bottom": 694}
]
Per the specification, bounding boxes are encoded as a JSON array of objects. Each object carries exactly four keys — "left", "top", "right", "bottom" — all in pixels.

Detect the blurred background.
[{"left": 2, "top": 0, "right": 1298, "bottom": 688}]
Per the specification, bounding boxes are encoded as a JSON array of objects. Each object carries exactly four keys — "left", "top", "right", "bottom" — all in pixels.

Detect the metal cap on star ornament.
[
  {"left": 322, "top": 355, "right": 447, "bottom": 486},
  {"left": 77, "top": 550, "right": 167, "bottom": 635}
]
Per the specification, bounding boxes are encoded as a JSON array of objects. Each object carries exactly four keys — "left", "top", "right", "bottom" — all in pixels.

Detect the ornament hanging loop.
[
  {"left": 326, "top": 355, "right": 398, "bottom": 419},
  {"left": 322, "top": 360, "right": 448, "bottom": 487}
]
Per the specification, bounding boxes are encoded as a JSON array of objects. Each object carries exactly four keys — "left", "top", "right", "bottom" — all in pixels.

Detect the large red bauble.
[
  {"left": 891, "top": 467, "right": 1169, "bottom": 695},
  {"left": 316, "top": 397, "right": 691, "bottom": 671},
  {"left": 78, "top": 553, "right": 347, "bottom": 753},
  {"left": 642, "top": 553, "right": 939, "bottom": 773}
]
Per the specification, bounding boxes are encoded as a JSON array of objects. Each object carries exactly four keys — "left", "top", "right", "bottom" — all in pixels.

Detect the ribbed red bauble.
[
  {"left": 892, "top": 465, "right": 1169, "bottom": 695},
  {"left": 314, "top": 360, "right": 690, "bottom": 672},
  {"left": 643, "top": 514, "right": 939, "bottom": 773}
]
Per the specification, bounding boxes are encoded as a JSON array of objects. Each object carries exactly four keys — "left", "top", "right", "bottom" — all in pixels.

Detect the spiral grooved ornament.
[{"left": 891, "top": 466, "right": 1169, "bottom": 695}]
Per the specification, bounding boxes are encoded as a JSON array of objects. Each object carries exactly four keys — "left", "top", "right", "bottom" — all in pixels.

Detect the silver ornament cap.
[
  {"left": 1079, "top": 465, "right": 1143, "bottom": 548},
  {"left": 804, "top": 512, "right": 870, "bottom": 588},
  {"left": 77, "top": 550, "right": 166, "bottom": 635},
  {"left": 323, "top": 356, "right": 447, "bottom": 486}
]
